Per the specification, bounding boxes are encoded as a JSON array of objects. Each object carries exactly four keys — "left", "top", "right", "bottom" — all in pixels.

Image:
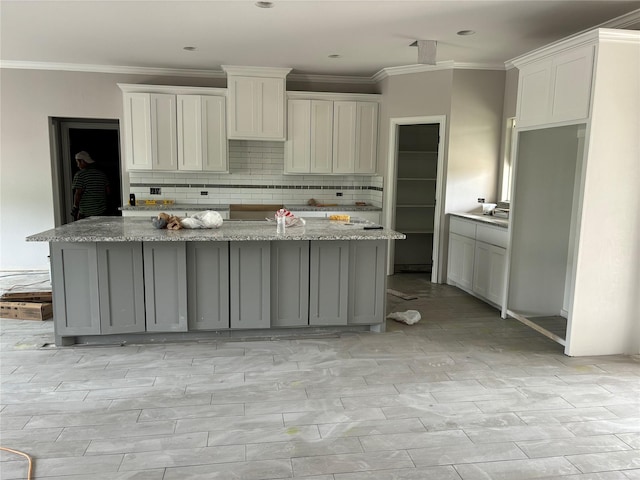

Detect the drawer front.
[
  {"left": 476, "top": 224, "right": 508, "bottom": 248},
  {"left": 450, "top": 217, "right": 476, "bottom": 238}
]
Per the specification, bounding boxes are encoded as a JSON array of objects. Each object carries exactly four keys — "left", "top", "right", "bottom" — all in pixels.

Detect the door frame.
[
  {"left": 384, "top": 115, "right": 447, "bottom": 282},
  {"left": 49, "top": 118, "right": 121, "bottom": 226}
]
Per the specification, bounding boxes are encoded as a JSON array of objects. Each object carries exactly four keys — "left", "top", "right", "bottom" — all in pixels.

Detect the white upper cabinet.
[
  {"left": 285, "top": 98, "right": 333, "bottom": 174},
  {"left": 515, "top": 43, "right": 594, "bottom": 128},
  {"left": 119, "top": 84, "right": 227, "bottom": 172},
  {"left": 177, "top": 95, "right": 228, "bottom": 172},
  {"left": 333, "top": 101, "right": 358, "bottom": 174},
  {"left": 223, "top": 66, "right": 291, "bottom": 141},
  {"left": 355, "top": 102, "right": 379, "bottom": 174},
  {"left": 285, "top": 93, "right": 380, "bottom": 175},
  {"left": 122, "top": 92, "right": 177, "bottom": 171}
]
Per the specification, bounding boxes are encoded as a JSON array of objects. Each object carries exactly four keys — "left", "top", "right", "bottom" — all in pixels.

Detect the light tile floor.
[{"left": 0, "top": 272, "right": 639, "bottom": 479}]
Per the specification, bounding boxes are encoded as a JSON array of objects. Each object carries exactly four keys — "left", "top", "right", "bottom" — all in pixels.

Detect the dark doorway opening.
[{"left": 50, "top": 119, "right": 122, "bottom": 225}]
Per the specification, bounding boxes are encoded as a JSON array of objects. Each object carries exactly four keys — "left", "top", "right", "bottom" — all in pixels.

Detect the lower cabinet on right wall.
[{"left": 447, "top": 216, "right": 508, "bottom": 309}]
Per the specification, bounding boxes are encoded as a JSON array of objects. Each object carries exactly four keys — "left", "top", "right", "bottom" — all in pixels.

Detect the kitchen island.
[{"left": 28, "top": 217, "right": 405, "bottom": 345}]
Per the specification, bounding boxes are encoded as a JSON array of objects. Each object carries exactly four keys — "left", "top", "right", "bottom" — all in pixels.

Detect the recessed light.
[
  {"left": 457, "top": 30, "right": 476, "bottom": 36},
  {"left": 183, "top": 46, "right": 197, "bottom": 51},
  {"left": 255, "top": 1, "right": 274, "bottom": 8},
  {"left": 328, "top": 54, "right": 341, "bottom": 59}
]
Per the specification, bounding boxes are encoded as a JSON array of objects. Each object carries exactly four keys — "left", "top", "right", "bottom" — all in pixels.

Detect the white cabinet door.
[
  {"left": 149, "top": 94, "right": 178, "bottom": 171},
  {"left": 176, "top": 95, "right": 228, "bottom": 172},
  {"left": 123, "top": 93, "right": 153, "bottom": 170},
  {"left": 333, "top": 101, "right": 357, "bottom": 174},
  {"left": 285, "top": 99, "right": 311, "bottom": 173},
  {"left": 227, "top": 76, "right": 286, "bottom": 140},
  {"left": 285, "top": 99, "right": 333, "bottom": 174},
  {"left": 310, "top": 100, "right": 334, "bottom": 173},
  {"left": 177, "top": 95, "right": 203, "bottom": 170},
  {"left": 201, "top": 96, "right": 228, "bottom": 172},
  {"left": 516, "top": 44, "right": 594, "bottom": 128},
  {"left": 473, "top": 241, "right": 506, "bottom": 307},
  {"left": 447, "top": 232, "right": 475, "bottom": 291},
  {"left": 550, "top": 45, "right": 594, "bottom": 124},
  {"left": 517, "top": 61, "right": 553, "bottom": 128},
  {"left": 355, "top": 102, "right": 378, "bottom": 174}
]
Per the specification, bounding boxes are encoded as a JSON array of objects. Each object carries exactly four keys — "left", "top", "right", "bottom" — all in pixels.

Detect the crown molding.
[
  {"left": 286, "top": 91, "right": 381, "bottom": 101},
  {"left": 287, "top": 72, "right": 375, "bottom": 85},
  {"left": 221, "top": 65, "right": 291, "bottom": 78},
  {"left": 597, "top": 8, "right": 640, "bottom": 29},
  {"left": 371, "top": 60, "right": 504, "bottom": 82},
  {"left": 0, "top": 60, "right": 228, "bottom": 78}
]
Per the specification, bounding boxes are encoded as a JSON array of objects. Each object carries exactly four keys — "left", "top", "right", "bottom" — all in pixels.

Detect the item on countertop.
[
  {"left": 307, "top": 198, "right": 338, "bottom": 207},
  {"left": 129, "top": 194, "right": 136, "bottom": 206},
  {"left": 329, "top": 214, "right": 350, "bottom": 222},
  {"left": 481, "top": 203, "right": 497, "bottom": 215},
  {"left": 152, "top": 212, "right": 183, "bottom": 230},
  {"left": 387, "top": 310, "right": 421, "bottom": 325},
  {"left": 270, "top": 208, "right": 306, "bottom": 228},
  {"left": 355, "top": 201, "right": 367, "bottom": 206},
  {"left": 180, "top": 210, "right": 223, "bottom": 229}
]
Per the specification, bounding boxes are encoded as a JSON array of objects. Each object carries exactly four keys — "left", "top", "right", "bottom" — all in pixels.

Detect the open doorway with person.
[{"left": 49, "top": 118, "right": 122, "bottom": 226}]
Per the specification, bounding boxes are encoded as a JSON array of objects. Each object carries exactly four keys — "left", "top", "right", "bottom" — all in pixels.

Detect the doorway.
[
  {"left": 50, "top": 119, "right": 122, "bottom": 226},
  {"left": 384, "top": 116, "right": 446, "bottom": 282}
]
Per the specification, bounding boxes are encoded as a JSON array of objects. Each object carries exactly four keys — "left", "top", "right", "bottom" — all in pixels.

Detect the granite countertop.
[
  {"left": 120, "top": 203, "right": 382, "bottom": 212},
  {"left": 120, "top": 204, "right": 230, "bottom": 211},
  {"left": 27, "top": 217, "right": 405, "bottom": 242},
  {"left": 284, "top": 204, "right": 382, "bottom": 212},
  {"left": 450, "top": 212, "right": 509, "bottom": 228}
]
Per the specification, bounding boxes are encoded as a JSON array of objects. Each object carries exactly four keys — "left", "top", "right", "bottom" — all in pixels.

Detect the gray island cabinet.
[{"left": 28, "top": 217, "right": 404, "bottom": 345}]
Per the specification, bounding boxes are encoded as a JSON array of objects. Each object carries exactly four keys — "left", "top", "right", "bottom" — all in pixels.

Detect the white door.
[
  {"left": 177, "top": 95, "right": 203, "bottom": 171},
  {"left": 150, "top": 94, "right": 177, "bottom": 170},
  {"left": 310, "top": 100, "right": 334, "bottom": 173},
  {"left": 333, "top": 101, "right": 357, "bottom": 173},
  {"left": 202, "top": 96, "right": 228, "bottom": 172},
  {"left": 285, "top": 99, "right": 311, "bottom": 173},
  {"left": 355, "top": 102, "right": 378, "bottom": 174}
]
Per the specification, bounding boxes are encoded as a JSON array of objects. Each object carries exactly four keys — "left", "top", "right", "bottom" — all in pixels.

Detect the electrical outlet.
[
  {"left": 336, "top": 192, "right": 343, "bottom": 197},
  {"left": 477, "top": 197, "right": 485, "bottom": 203},
  {"left": 150, "top": 187, "right": 161, "bottom": 195},
  {"left": 200, "top": 191, "right": 208, "bottom": 196}
]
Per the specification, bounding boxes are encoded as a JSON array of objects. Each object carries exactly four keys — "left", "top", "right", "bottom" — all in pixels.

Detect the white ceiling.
[{"left": 1, "top": 1, "right": 639, "bottom": 80}]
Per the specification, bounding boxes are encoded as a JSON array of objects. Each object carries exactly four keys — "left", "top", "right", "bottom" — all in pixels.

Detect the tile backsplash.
[{"left": 129, "top": 140, "right": 384, "bottom": 206}]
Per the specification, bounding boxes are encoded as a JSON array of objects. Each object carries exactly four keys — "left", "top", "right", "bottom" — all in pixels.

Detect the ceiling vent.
[{"left": 411, "top": 40, "right": 438, "bottom": 65}]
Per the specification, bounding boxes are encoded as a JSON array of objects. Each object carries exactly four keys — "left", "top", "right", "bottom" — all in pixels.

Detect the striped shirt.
[{"left": 72, "top": 166, "right": 110, "bottom": 216}]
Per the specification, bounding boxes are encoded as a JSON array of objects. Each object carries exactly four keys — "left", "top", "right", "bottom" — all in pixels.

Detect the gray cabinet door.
[
  {"left": 187, "top": 242, "right": 230, "bottom": 330},
  {"left": 143, "top": 242, "right": 188, "bottom": 332},
  {"left": 309, "top": 240, "right": 349, "bottom": 325},
  {"left": 271, "top": 241, "right": 309, "bottom": 327},
  {"left": 97, "top": 242, "right": 146, "bottom": 334},
  {"left": 51, "top": 242, "right": 101, "bottom": 335},
  {"left": 230, "top": 241, "right": 270, "bottom": 329},
  {"left": 348, "top": 240, "right": 386, "bottom": 325}
]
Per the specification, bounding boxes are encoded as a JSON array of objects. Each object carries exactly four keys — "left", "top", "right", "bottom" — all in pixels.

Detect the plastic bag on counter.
[
  {"left": 387, "top": 310, "right": 421, "bottom": 325},
  {"left": 180, "top": 210, "right": 223, "bottom": 229}
]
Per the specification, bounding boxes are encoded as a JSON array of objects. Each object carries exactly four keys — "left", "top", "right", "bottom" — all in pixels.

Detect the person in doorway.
[{"left": 71, "top": 151, "right": 110, "bottom": 220}]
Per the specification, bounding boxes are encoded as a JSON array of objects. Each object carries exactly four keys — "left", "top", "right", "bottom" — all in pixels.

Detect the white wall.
[
  {"left": 1, "top": 67, "right": 505, "bottom": 270},
  {"left": 446, "top": 69, "right": 505, "bottom": 215},
  {"left": 0, "top": 69, "right": 375, "bottom": 270}
]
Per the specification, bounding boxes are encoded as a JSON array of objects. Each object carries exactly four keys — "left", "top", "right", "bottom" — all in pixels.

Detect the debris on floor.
[
  {"left": 387, "top": 310, "right": 421, "bottom": 325},
  {"left": 386, "top": 288, "right": 418, "bottom": 300},
  {"left": 0, "top": 291, "right": 53, "bottom": 321}
]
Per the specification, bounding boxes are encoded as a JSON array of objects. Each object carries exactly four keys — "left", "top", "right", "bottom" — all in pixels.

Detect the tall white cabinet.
[{"left": 506, "top": 28, "right": 640, "bottom": 356}]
